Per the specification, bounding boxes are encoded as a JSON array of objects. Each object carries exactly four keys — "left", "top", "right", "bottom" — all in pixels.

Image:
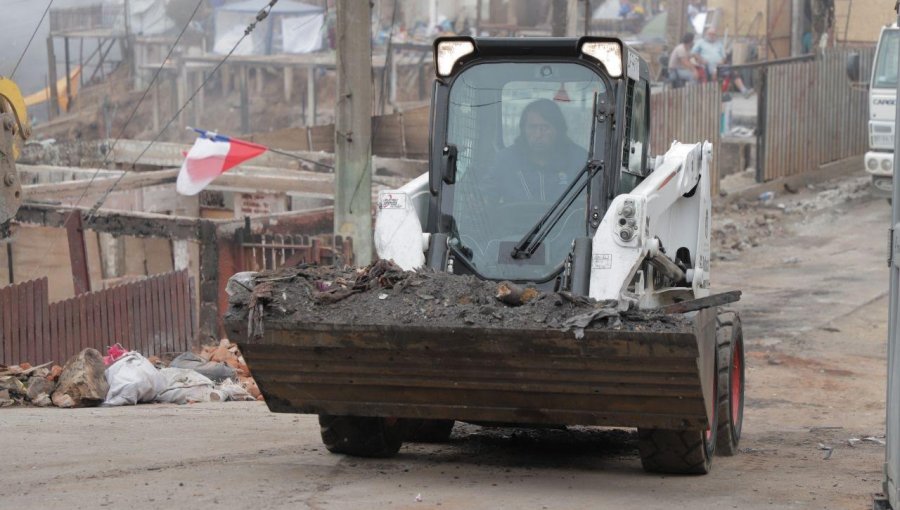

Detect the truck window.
[{"left": 874, "top": 30, "right": 900, "bottom": 89}]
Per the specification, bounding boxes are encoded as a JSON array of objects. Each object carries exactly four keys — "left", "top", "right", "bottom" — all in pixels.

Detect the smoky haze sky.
[{"left": 1, "top": 0, "right": 106, "bottom": 95}]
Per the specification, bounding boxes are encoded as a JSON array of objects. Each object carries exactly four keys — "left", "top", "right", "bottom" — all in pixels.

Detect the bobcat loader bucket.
[{"left": 226, "top": 306, "right": 717, "bottom": 431}]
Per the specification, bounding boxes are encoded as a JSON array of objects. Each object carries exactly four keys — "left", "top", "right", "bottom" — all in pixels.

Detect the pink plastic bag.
[{"left": 103, "top": 343, "right": 128, "bottom": 366}]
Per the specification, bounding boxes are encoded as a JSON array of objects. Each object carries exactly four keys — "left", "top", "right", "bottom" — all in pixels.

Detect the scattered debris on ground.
[
  {"left": 712, "top": 176, "right": 871, "bottom": 260},
  {"left": 226, "top": 259, "right": 690, "bottom": 339},
  {"left": 0, "top": 339, "right": 261, "bottom": 408}
]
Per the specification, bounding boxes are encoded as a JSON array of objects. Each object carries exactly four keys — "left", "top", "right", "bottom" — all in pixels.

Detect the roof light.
[
  {"left": 581, "top": 41, "right": 623, "bottom": 78},
  {"left": 435, "top": 40, "right": 475, "bottom": 77}
]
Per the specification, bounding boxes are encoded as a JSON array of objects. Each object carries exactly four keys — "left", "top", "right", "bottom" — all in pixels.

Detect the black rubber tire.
[
  {"left": 319, "top": 415, "right": 403, "bottom": 458},
  {"left": 400, "top": 419, "right": 455, "bottom": 443},
  {"left": 715, "top": 311, "right": 745, "bottom": 456},
  {"left": 638, "top": 344, "right": 718, "bottom": 474},
  {"left": 637, "top": 426, "right": 717, "bottom": 474}
]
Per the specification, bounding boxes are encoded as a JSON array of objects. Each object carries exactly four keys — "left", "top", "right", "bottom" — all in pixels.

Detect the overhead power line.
[{"left": 11, "top": 0, "right": 55, "bottom": 79}]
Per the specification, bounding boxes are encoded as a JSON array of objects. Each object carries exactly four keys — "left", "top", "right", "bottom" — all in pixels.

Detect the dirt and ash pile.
[{"left": 226, "top": 259, "right": 688, "bottom": 338}]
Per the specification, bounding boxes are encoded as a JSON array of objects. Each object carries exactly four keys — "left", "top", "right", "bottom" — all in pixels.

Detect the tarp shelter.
[
  {"left": 102, "top": 0, "right": 176, "bottom": 36},
  {"left": 213, "top": 0, "right": 325, "bottom": 55}
]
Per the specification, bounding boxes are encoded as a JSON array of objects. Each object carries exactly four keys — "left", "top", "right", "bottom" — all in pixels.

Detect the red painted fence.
[{"left": 0, "top": 270, "right": 196, "bottom": 366}]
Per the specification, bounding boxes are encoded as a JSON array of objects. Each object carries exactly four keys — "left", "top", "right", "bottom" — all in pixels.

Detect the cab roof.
[{"left": 434, "top": 36, "right": 651, "bottom": 82}]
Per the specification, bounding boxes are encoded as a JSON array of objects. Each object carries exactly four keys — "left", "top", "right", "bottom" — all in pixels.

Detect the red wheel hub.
[{"left": 731, "top": 339, "right": 743, "bottom": 424}]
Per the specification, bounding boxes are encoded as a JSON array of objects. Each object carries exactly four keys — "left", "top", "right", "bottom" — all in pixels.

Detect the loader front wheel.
[
  {"left": 401, "top": 419, "right": 455, "bottom": 443},
  {"left": 638, "top": 351, "right": 718, "bottom": 474},
  {"left": 319, "top": 415, "right": 403, "bottom": 458},
  {"left": 715, "top": 311, "right": 745, "bottom": 456},
  {"left": 637, "top": 427, "right": 717, "bottom": 475}
]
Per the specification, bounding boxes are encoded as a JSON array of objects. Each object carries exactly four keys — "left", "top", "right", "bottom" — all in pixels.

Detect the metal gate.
[{"left": 233, "top": 220, "right": 354, "bottom": 272}]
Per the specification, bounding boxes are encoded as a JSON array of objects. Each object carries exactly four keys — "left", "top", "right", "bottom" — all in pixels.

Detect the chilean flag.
[{"left": 176, "top": 128, "right": 268, "bottom": 196}]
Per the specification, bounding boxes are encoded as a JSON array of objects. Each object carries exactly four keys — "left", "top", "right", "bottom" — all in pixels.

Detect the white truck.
[{"left": 863, "top": 25, "right": 900, "bottom": 200}]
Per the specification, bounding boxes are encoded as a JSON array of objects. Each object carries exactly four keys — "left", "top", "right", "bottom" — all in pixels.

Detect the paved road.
[{"left": 0, "top": 174, "right": 891, "bottom": 510}]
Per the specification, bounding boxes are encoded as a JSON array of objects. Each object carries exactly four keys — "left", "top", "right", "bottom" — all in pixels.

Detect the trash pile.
[{"left": 0, "top": 339, "right": 262, "bottom": 408}]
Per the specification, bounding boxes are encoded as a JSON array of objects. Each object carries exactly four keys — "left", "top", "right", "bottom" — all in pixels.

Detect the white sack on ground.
[
  {"left": 104, "top": 353, "right": 167, "bottom": 406},
  {"left": 156, "top": 368, "right": 225, "bottom": 404}
]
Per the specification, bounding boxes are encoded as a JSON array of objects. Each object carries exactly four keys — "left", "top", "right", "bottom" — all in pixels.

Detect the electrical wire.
[
  {"left": 86, "top": 0, "right": 286, "bottom": 219},
  {"left": 66, "top": 0, "right": 205, "bottom": 219},
  {"left": 11, "top": 0, "right": 54, "bottom": 79},
  {"left": 21, "top": 0, "right": 203, "bottom": 281}
]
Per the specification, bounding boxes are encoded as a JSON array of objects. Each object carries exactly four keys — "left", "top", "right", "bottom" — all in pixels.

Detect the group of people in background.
[{"left": 667, "top": 28, "right": 754, "bottom": 97}]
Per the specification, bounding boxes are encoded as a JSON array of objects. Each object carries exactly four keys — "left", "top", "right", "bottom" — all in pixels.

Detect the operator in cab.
[{"left": 488, "top": 99, "right": 587, "bottom": 204}]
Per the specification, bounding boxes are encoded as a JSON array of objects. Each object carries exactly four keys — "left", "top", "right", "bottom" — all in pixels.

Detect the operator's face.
[{"left": 523, "top": 111, "right": 558, "bottom": 151}]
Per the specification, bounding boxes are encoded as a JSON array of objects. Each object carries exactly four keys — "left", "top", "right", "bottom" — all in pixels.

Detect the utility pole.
[
  {"left": 883, "top": 4, "right": 900, "bottom": 508},
  {"left": 334, "top": 0, "right": 374, "bottom": 265}
]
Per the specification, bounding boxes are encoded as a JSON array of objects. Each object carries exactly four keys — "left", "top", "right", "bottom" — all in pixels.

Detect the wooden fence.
[
  {"left": 760, "top": 48, "right": 875, "bottom": 180},
  {"left": 650, "top": 82, "right": 723, "bottom": 192},
  {"left": 0, "top": 270, "right": 196, "bottom": 366}
]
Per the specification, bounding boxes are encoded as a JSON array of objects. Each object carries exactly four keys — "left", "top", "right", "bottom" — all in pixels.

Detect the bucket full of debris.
[{"left": 225, "top": 260, "right": 719, "bottom": 442}]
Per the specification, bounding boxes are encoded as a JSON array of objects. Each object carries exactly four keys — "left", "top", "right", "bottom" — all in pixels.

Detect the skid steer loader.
[{"left": 228, "top": 37, "right": 745, "bottom": 475}]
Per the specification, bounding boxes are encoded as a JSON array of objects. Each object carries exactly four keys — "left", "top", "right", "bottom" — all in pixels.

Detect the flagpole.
[{"left": 188, "top": 126, "right": 335, "bottom": 170}]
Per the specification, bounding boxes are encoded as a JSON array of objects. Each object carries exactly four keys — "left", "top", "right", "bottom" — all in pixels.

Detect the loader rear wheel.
[
  {"left": 715, "top": 311, "right": 745, "bottom": 456},
  {"left": 638, "top": 351, "right": 719, "bottom": 474},
  {"left": 401, "top": 419, "right": 455, "bottom": 443},
  {"left": 319, "top": 415, "right": 403, "bottom": 458}
]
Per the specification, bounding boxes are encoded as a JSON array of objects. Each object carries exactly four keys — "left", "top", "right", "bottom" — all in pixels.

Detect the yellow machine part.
[{"left": 0, "top": 76, "right": 32, "bottom": 159}]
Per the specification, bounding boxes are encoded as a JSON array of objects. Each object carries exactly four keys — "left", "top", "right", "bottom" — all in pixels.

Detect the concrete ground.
[{"left": 0, "top": 165, "right": 891, "bottom": 510}]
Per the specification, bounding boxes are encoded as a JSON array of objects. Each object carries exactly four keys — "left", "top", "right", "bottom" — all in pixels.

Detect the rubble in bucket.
[{"left": 0, "top": 339, "right": 261, "bottom": 408}]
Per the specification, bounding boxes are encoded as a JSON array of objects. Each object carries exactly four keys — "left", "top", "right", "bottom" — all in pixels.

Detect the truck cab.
[{"left": 866, "top": 25, "right": 899, "bottom": 199}]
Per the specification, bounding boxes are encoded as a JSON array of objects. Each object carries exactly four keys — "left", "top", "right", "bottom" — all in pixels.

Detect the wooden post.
[
  {"left": 475, "top": 0, "right": 483, "bottom": 34},
  {"left": 334, "top": 0, "right": 374, "bottom": 265},
  {"left": 240, "top": 66, "right": 250, "bottom": 133},
  {"left": 306, "top": 65, "right": 317, "bottom": 126},
  {"left": 284, "top": 67, "right": 293, "bottom": 102},
  {"left": 64, "top": 212, "right": 91, "bottom": 295},
  {"left": 64, "top": 37, "right": 72, "bottom": 113},
  {"left": 583, "top": 0, "right": 591, "bottom": 36},
  {"left": 667, "top": 0, "right": 687, "bottom": 49},
  {"left": 566, "top": 0, "right": 579, "bottom": 36},
  {"left": 551, "top": 0, "right": 566, "bottom": 37},
  {"left": 46, "top": 36, "right": 59, "bottom": 119}
]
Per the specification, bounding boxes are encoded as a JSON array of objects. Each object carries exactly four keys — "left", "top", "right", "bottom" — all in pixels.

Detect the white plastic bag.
[
  {"left": 104, "top": 352, "right": 167, "bottom": 406},
  {"left": 156, "top": 368, "right": 224, "bottom": 404},
  {"left": 217, "top": 378, "right": 255, "bottom": 401}
]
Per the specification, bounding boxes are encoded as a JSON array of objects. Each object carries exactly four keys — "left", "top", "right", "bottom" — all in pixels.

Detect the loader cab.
[{"left": 426, "top": 37, "right": 652, "bottom": 288}]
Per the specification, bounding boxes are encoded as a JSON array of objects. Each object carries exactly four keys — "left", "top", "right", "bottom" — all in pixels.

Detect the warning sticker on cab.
[
  {"left": 592, "top": 253, "right": 612, "bottom": 269},
  {"left": 378, "top": 193, "right": 406, "bottom": 210}
]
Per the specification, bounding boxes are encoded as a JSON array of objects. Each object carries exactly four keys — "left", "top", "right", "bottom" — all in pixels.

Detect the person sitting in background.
[
  {"left": 693, "top": 28, "right": 726, "bottom": 79},
  {"left": 668, "top": 33, "right": 700, "bottom": 85},
  {"left": 618, "top": 0, "right": 634, "bottom": 18}
]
